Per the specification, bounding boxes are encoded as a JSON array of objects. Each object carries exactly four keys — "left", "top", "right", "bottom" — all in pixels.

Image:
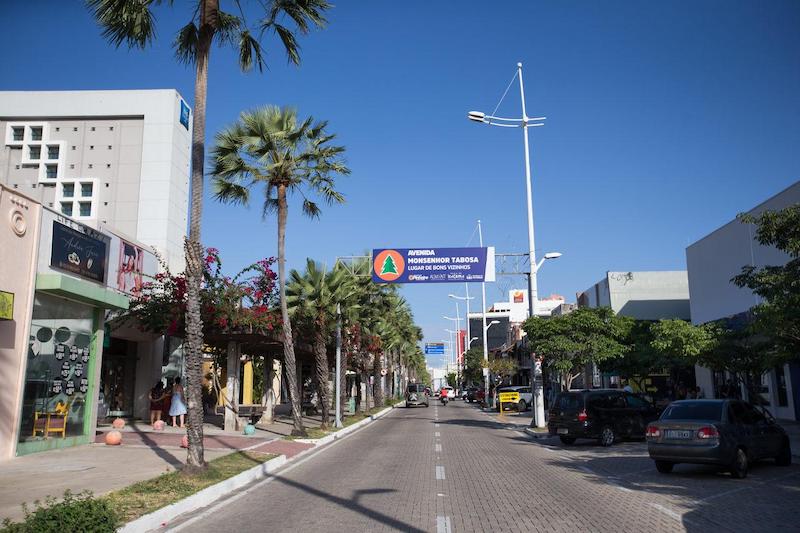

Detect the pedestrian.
[
  {"left": 695, "top": 386, "right": 705, "bottom": 399},
  {"left": 148, "top": 381, "right": 165, "bottom": 425},
  {"left": 169, "top": 377, "right": 187, "bottom": 428}
]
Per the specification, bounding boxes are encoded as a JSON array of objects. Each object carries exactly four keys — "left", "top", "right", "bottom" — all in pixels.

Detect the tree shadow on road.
[{"left": 270, "top": 475, "right": 425, "bottom": 532}]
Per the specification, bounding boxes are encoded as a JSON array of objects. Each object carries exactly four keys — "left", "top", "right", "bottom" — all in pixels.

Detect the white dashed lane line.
[
  {"left": 436, "top": 466, "right": 446, "bottom": 480},
  {"left": 436, "top": 515, "right": 452, "bottom": 533}
]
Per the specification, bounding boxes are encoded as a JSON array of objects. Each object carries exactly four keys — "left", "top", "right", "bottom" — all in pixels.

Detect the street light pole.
[
  {"left": 478, "top": 220, "right": 489, "bottom": 406},
  {"left": 335, "top": 303, "right": 342, "bottom": 428},
  {"left": 468, "top": 62, "right": 547, "bottom": 427}
]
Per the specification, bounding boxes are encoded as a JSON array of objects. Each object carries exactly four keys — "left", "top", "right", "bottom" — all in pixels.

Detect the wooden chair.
[{"left": 31, "top": 403, "right": 69, "bottom": 439}]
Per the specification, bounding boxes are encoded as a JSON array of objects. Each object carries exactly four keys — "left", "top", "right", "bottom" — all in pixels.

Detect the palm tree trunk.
[
  {"left": 182, "top": 0, "right": 218, "bottom": 472},
  {"left": 277, "top": 185, "right": 306, "bottom": 436},
  {"left": 372, "top": 353, "right": 383, "bottom": 408},
  {"left": 314, "top": 321, "right": 330, "bottom": 429}
]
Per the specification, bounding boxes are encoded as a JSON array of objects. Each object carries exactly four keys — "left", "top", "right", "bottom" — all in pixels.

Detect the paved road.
[{"left": 169, "top": 400, "right": 800, "bottom": 532}]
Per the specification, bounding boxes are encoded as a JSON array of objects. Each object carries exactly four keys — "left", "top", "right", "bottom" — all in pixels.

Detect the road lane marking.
[
  {"left": 436, "top": 466, "right": 446, "bottom": 480},
  {"left": 435, "top": 423, "right": 440, "bottom": 427},
  {"left": 435, "top": 443, "right": 442, "bottom": 452},
  {"left": 436, "top": 516, "right": 452, "bottom": 533},
  {"left": 435, "top": 432, "right": 440, "bottom": 437}
]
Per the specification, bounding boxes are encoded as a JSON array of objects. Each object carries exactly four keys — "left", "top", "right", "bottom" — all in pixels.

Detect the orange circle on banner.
[{"left": 373, "top": 250, "right": 405, "bottom": 281}]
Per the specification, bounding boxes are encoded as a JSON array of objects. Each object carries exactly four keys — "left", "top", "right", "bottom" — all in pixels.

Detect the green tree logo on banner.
[{"left": 381, "top": 255, "right": 399, "bottom": 275}]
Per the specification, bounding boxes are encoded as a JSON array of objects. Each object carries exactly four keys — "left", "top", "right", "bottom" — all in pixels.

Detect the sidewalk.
[{"left": 0, "top": 406, "right": 326, "bottom": 523}]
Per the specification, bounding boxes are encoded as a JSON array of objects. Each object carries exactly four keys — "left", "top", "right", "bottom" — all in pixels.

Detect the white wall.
[{"left": 686, "top": 181, "right": 799, "bottom": 325}]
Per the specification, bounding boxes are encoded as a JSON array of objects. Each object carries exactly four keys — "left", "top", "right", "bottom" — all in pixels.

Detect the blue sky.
[{"left": 2, "top": 1, "right": 799, "bottom": 369}]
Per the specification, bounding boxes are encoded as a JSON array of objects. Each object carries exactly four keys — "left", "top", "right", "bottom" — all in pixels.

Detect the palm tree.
[
  {"left": 286, "top": 260, "right": 354, "bottom": 429},
  {"left": 88, "top": 0, "right": 332, "bottom": 469},
  {"left": 211, "top": 106, "right": 349, "bottom": 436}
]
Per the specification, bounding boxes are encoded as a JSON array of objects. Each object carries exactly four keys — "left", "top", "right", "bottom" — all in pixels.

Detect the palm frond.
[
  {"left": 212, "top": 177, "right": 250, "bottom": 205},
  {"left": 87, "top": 0, "right": 157, "bottom": 49},
  {"left": 269, "top": 23, "right": 301, "bottom": 65},
  {"left": 302, "top": 199, "right": 321, "bottom": 219},
  {"left": 238, "top": 30, "right": 266, "bottom": 72},
  {"left": 173, "top": 21, "right": 198, "bottom": 64}
]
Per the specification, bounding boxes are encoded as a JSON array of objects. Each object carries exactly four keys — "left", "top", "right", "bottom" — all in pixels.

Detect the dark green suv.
[{"left": 405, "top": 383, "right": 430, "bottom": 408}]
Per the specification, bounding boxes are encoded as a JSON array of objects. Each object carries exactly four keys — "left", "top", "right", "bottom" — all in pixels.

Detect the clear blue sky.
[{"left": 2, "top": 1, "right": 799, "bottom": 369}]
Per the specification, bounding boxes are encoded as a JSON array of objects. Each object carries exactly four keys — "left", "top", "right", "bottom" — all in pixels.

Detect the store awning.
[{"left": 36, "top": 274, "right": 129, "bottom": 310}]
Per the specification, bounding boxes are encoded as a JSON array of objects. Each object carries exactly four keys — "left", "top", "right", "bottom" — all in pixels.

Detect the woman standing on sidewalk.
[
  {"left": 169, "top": 377, "right": 187, "bottom": 428},
  {"left": 149, "top": 381, "right": 165, "bottom": 424}
]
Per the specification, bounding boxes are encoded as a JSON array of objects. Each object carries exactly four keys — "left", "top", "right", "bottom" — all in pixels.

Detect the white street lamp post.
[
  {"left": 468, "top": 62, "right": 548, "bottom": 427},
  {"left": 449, "top": 291, "right": 475, "bottom": 387}
]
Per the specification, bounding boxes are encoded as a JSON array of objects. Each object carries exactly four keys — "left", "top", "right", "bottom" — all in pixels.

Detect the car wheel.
[
  {"left": 776, "top": 439, "right": 792, "bottom": 466},
  {"left": 425, "top": 403, "right": 429, "bottom": 408},
  {"left": 405, "top": 402, "right": 409, "bottom": 408},
  {"left": 559, "top": 436, "right": 576, "bottom": 445},
  {"left": 599, "top": 426, "right": 616, "bottom": 447},
  {"left": 518, "top": 400, "right": 527, "bottom": 412},
  {"left": 730, "top": 448, "right": 749, "bottom": 479},
  {"left": 655, "top": 460, "right": 674, "bottom": 474}
]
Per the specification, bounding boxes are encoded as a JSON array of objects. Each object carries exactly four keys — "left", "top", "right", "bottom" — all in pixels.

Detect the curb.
[
  {"left": 119, "top": 403, "right": 400, "bottom": 532},
  {"left": 118, "top": 454, "right": 288, "bottom": 533},
  {"left": 524, "top": 428, "right": 552, "bottom": 439}
]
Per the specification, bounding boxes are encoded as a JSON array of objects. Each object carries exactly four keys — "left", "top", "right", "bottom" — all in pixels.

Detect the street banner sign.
[
  {"left": 424, "top": 342, "right": 445, "bottom": 355},
  {"left": 372, "top": 247, "right": 496, "bottom": 284}
]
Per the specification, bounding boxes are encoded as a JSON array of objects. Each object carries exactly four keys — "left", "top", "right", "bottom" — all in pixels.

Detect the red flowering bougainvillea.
[{"left": 124, "top": 247, "right": 281, "bottom": 338}]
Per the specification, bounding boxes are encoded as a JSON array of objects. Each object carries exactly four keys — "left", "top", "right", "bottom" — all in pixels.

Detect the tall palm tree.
[
  {"left": 286, "top": 260, "right": 354, "bottom": 429},
  {"left": 211, "top": 106, "right": 349, "bottom": 436},
  {"left": 88, "top": 0, "right": 332, "bottom": 469}
]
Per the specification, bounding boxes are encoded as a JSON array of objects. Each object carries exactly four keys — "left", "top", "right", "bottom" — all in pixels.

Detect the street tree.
[
  {"left": 445, "top": 372, "right": 457, "bottom": 388},
  {"left": 88, "top": 0, "right": 332, "bottom": 469},
  {"left": 523, "top": 307, "right": 629, "bottom": 391},
  {"left": 732, "top": 204, "right": 800, "bottom": 360},
  {"left": 211, "top": 106, "right": 349, "bottom": 436},
  {"left": 286, "top": 260, "right": 354, "bottom": 429},
  {"left": 488, "top": 357, "right": 517, "bottom": 387},
  {"left": 463, "top": 347, "right": 485, "bottom": 385}
]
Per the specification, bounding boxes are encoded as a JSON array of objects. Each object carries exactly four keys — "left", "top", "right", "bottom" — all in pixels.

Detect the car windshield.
[
  {"left": 556, "top": 393, "right": 582, "bottom": 410},
  {"left": 407, "top": 385, "right": 423, "bottom": 393},
  {"left": 661, "top": 402, "right": 723, "bottom": 421}
]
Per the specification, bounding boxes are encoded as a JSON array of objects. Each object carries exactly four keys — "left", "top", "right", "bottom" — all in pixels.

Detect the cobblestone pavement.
[{"left": 168, "top": 401, "right": 800, "bottom": 533}]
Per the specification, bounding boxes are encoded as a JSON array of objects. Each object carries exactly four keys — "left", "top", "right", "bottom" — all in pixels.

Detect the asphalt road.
[{"left": 168, "top": 400, "right": 800, "bottom": 533}]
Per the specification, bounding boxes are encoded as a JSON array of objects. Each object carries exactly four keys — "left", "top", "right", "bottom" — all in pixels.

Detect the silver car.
[{"left": 405, "top": 384, "right": 430, "bottom": 408}]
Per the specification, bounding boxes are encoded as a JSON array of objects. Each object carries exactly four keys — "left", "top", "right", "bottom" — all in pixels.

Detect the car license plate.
[
  {"left": 557, "top": 428, "right": 569, "bottom": 435},
  {"left": 665, "top": 430, "right": 692, "bottom": 439}
]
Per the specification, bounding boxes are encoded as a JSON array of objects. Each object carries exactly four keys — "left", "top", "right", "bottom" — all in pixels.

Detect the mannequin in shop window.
[{"left": 169, "top": 377, "right": 187, "bottom": 428}]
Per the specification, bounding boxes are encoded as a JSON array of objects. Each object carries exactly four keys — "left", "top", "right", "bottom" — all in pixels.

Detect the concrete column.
[
  {"left": 242, "top": 358, "right": 253, "bottom": 405},
  {"left": 258, "top": 356, "right": 275, "bottom": 426},
  {"left": 224, "top": 341, "right": 240, "bottom": 432}
]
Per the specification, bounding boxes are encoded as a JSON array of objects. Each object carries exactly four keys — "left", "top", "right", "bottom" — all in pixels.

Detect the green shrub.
[{"left": 2, "top": 490, "right": 119, "bottom": 533}]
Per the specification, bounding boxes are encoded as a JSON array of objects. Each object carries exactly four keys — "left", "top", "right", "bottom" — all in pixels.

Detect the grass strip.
[{"left": 104, "top": 451, "right": 276, "bottom": 523}]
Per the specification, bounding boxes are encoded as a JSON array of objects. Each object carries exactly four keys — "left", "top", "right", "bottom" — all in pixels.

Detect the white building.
[
  {"left": 1, "top": 90, "right": 191, "bottom": 271},
  {"left": 687, "top": 180, "right": 800, "bottom": 421},
  {"left": 577, "top": 271, "right": 690, "bottom": 320}
]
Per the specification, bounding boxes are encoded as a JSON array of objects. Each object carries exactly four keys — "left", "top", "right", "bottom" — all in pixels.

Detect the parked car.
[
  {"left": 405, "top": 383, "right": 430, "bottom": 408},
  {"left": 496, "top": 385, "right": 533, "bottom": 412},
  {"left": 548, "top": 389, "right": 662, "bottom": 446},
  {"left": 646, "top": 399, "right": 792, "bottom": 478},
  {"left": 464, "top": 387, "right": 479, "bottom": 403}
]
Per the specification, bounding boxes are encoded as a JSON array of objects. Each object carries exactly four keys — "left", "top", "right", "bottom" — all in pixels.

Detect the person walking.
[
  {"left": 169, "top": 377, "right": 187, "bottom": 428},
  {"left": 148, "top": 381, "right": 165, "bottom": 425}
]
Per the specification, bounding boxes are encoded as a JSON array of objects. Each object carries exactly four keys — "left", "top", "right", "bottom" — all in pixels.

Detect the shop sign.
[
  {"left": 51, "top": 221, "right": 108, "bottom": 283},
  {"left": 180, "top": 100, "right": 191, "bottom": 130},
  {"left": 372, "top": 247, "right": 496, "bottom": 284},
  {"left": 0, "top": 290, "right": 13, "bottom": 320}
]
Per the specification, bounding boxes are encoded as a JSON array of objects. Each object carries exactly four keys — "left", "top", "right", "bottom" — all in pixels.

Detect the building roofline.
[{"left": 687, "top": 179, "right": 800, "bottom": 250}]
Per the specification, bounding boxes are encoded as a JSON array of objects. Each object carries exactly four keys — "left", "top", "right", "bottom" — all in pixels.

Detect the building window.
[
  {"left": 91, "top": 127, "right": 96, "bottom": 132},
  {"left": 29, "top": 146, "right": 41, "bottom": 160},
  {"left": 73, "top": 127, "right": 78, "bottom": 132},
  {"left": 62, "top": 183, "right": 75, "bottom": 198},
  {"left": 80, "top": 183, "right": 93, "bottom": 197},
  {"left": 88, "top": 164, "right": 93, "bottom": 169},
  {"left": 106, "top": 164, "right": 111, "bottom": 169},
  {"left": 89, "top": 146, "right": 94, "bottom": 150},
  {"left": 79, "top": 202, "right": 91, "bottom": 217},
  {"left": 55, "top": 127, "right": 60, "bottom": 132},
  {"left": 47, "top": 146, "right": 59, "bottom": 160},
  {"left": 72, "top": 146, "right": 76, "bottom": 150},
  {"left": 109, "top": 126, "right": 114, "bottom": 131},
  {"left": 45, "top": 165, "right": 58, "bottom": 179},
  {"left": 12, "top": 127, "right": 24, "bottom": 141},
  {"left": 69, "top": 164, "right": 75, "bottom": 169},
  {"left": 107, "top": 145, "right": 112, "bottom": 150},
  {"left": 61, "top": 202, "right": 73, "bottom": 216},
  {"left": 30, "top": 127, "right": 43, "bottom": 141},
  {"left": 15, "top": 165, "right": 20, "bottom": 170}
]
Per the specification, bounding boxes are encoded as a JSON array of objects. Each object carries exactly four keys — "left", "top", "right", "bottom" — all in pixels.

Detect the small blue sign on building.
[{"left": 179, "top": 100, "right": 190, "bottom": 130}]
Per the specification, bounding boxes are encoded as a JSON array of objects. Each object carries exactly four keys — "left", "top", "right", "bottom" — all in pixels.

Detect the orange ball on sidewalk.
[{"left": 105, "top": 430, "right": 122, "bottom": 446}]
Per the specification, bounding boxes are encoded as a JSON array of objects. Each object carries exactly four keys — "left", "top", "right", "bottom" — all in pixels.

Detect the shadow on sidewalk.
[{"left": 130, "top": 426, "right": 184, "bottom": 467}]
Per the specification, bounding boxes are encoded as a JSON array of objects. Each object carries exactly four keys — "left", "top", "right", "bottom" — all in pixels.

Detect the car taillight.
[
  {"left": 577, "top": 410, "right": 588, "bottom": 422},
  {"left": 646, "top": 425, "right": 660, "bottom": 438},
  {"left": 697, "top": 426, "right": 719, "bottom": 439}
]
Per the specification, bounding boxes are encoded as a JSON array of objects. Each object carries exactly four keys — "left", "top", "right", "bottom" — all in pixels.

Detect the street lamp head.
[
  {"left": 544, "top": 252, "right": 562, "bottom": 260},
  {"left": 468, "top": 111, "right": 485, "bottom": 123},
  {"left": 490, "top": 320, "right": 500, "bottom": 325}
]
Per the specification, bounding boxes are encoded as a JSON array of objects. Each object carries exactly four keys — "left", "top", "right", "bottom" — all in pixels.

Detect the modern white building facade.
[
  {"left": 687, "top": 180, "right": 800, "bottom": 421},
  {"left": 0, "top": 90, "right": 191, "bottom": 271}
]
